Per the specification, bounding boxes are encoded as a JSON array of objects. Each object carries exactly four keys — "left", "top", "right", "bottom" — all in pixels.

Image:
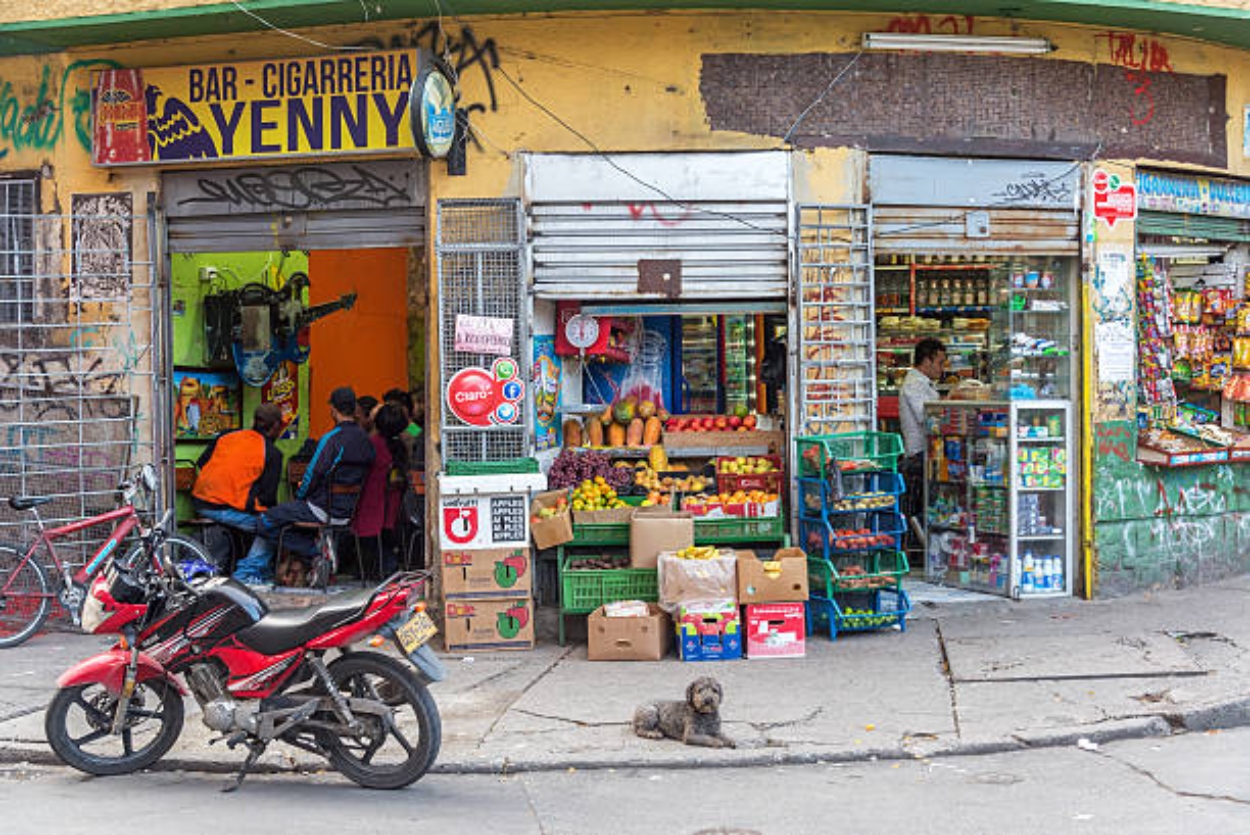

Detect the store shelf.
[
  {"left": 1017, "top": 436, "right": 1066, "bottom": 444},
  {"left": 917, "top": 306, "right": 994, "bottom": 315},
  {"left": 1018, "top": 486, "right": 1066, "bottom": 492},
  {"left": 1019, "top": 533, "right": 1066, "bottom": 541}
]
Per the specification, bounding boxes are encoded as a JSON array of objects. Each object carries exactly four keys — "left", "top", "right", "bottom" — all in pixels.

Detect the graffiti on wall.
[
  {"left": 0, "top": 59, "right": 120, "bottom": 158},
  {"left": 885, "top": 15, "right": 974, "bottom": 35},
  {"left": 72, "top": 193, "right": 134, "bottom": 300}
]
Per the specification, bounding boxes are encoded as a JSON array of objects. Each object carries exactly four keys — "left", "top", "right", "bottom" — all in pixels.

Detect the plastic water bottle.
[
  {"left": 1021, "top": 550, "right": 1036, "bottom": 594},
  {"left": 1049, "top": 557, "right": 1062, "bottom": 591}
]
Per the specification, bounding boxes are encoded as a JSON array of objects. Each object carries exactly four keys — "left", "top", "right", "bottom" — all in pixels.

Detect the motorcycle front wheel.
[
  {"left": 45, "top": 679, "right": 185, "bottom": 776},
  {"left": 318, "top": 652, "right": 441, "bottom": 789}
]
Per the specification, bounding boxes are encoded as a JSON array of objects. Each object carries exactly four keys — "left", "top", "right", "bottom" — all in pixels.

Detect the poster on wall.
[
  {"left": 71, "top": 193, "right": 133, "bottom": 299},
  {"left": 439, "top": 493, "right": 529, "bottom": 549},
  {"left": 445, "top": 358, "right": 524, "bottom": 427},
  {"left": 174, "top": 368, "right": 242, "bottom": 440},
  {"left": 261, "top": 360, "right": 300, "bottom": 440},
  {"left": 532, "top": 335, "right": 562, "bottom": 450},
  {"left": 454, "top": 314, "right": 514, "bottom": 355},
  {"left": 91, "top": 49, "right": 420, "bottom": 166}
]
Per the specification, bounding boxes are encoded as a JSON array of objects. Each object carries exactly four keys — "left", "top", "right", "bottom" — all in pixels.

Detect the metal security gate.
[
  {"left": 436, "top": 199, "right": 528, "bottom": 462},
  {"left": 792, "top": 204, "right": 877, "bottom": 436},
  {"left": 0, "top": 191, "right": 164, "bottom": 568},
  {"left": 527, "top": 152, "right": 790, "bottom": 300}
]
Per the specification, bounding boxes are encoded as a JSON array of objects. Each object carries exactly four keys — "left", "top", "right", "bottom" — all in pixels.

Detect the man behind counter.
[{"left": 898, "top": 338, "right": 947, "bottom": 533}]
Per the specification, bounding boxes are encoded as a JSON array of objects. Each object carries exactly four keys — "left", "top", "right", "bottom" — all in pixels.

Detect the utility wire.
[
  {"left": 782, "top": 51, "right": 864, "bottom": 145},
  {"left": 229, "top": 1, "right": 372, "bottom": 51}
]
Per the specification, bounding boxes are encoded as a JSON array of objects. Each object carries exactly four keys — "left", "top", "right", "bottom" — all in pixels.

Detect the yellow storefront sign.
[{"left": 92, "top": 49, "right": 418, "bottom": 165}]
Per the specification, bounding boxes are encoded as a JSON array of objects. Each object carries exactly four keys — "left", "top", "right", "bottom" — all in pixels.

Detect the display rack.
[
  {"left": 794, "top": 431, "right": 910, "bottom": 638},
  {"left": 923, "top": 400, "right": 1073, "bottom": 598}
]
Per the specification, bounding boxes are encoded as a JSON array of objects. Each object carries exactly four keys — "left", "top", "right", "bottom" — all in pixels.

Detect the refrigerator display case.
[
  {"left": 679, "top": 316, "right": 720, "bottom": 413},
  {"left": 923, "top": 400, "right": 1074, "bottom": 598},
  {"left": 988, "top": 258, "right": 1076, "bottom": 401}
]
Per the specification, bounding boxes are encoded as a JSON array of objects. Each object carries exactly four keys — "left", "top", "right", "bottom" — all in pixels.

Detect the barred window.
[{"left": 0, "top": 177, "right": 37, "bottom": 326}]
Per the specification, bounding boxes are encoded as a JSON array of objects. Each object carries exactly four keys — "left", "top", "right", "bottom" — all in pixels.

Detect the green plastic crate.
[
  {"left": 796, "top": 432, "right": 903, "bottom": 478},
  {"left": 807, "top": 551, "right": 909, "bottom": 596},
  {"left": 445, "top": 457, "right": 540, "bottom": 476},
  {"left": 559, "top": 553, "right": 658, "bottom": 613},
  {"left": 569, "top": 495, "right": 646, "bottom": 546},
  {"left": 693, "top": 515, "right": 786, "bottom": 544}
]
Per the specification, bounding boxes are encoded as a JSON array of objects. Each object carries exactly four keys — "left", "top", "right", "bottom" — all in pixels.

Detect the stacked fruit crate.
[{"left": 795, "top": 432, "right": 911, "bottom": 640}]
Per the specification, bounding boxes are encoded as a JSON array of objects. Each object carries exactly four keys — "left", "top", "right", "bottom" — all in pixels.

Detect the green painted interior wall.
[{"left": 170, "top": 250, "right": 311, "bottom": 519}]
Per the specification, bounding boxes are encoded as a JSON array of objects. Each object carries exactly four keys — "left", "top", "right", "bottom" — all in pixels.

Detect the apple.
[
  {"left": 728, "top": 415, "right": 742, "bottom": 429},
  {"left": 743, "top": 414, "right": 758, "bottom": 430},
  {"left": 715, "top": 416, "right": 728, "bottom": 430},
  {"left": 702, "top": 417, "right": 715, "bottom": 430}
]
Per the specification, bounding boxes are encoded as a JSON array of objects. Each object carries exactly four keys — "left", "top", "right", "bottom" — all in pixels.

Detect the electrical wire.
[
  {"left": 782, "top": 51, "right": 864, "bottom": 145},
  {"left": 228, "top": 1, "right": 373, "bottom": 51}
]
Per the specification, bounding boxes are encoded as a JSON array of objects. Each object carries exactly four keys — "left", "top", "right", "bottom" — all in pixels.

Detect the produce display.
[
  {"left": 632, "top": 465, "right": 708, "bottom": 495},
  {"left": 565, "top": 395, "right": 666, "bottom": 450},
  {"left": 567, "top": 555, "right": 629, "bottom": 571},
  {"left": 715, "top": 455, "right": 777, "bottom": 475},
  {"left": 828, "top": 492, "right": 895, "bottom": 511},
  {"left": 682, "top": 490, "right": 780, "bottom": 518},
  {"left": 571, "top": 477, "right": 628, "bottom": 511},
  {"left": 666, "top": 412, "right": 758, "bottom": 433},
  {"left": 673, "top": 545, "right": 724, "bottom": 560},
  {"left": 807, "top": 526, "right": 896, "bottom": 551},
  {"left": 836, "top": 565, "right": 896, "bottom": 589},
  {"left": 548, "top": 448, "right": 633, "bottom": 491},
  {"left": 838, "top": 608, "right": 899, "bottom": 627},
  {"left": 532, "top": 493, "right": 569, "bottom": 522}
]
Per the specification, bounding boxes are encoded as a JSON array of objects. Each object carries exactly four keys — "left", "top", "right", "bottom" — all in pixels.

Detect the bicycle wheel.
[
  {"left": 121, "top": 533, "right": 213, "bottom": 582},
  {"left": 0, "top": 543, "right": 51, "bottom": 649}
]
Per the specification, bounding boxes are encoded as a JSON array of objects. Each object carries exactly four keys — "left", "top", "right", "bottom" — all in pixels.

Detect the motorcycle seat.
[{"left": 235, "top": 588, "right": 378, "bottom": 655}]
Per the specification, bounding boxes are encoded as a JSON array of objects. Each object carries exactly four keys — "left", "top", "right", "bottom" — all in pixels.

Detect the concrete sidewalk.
[{"left": 2, "top": 576, "right": 1248, "bottom": 777}]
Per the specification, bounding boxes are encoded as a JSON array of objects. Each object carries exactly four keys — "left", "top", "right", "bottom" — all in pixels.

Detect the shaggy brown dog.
[{"left": 633, "top": 676, "right": 735, "bottom": 748}]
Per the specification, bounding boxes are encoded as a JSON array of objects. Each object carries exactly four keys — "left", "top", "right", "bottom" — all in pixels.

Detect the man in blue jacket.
[{"left": 233, "top": 387, "right": 374, "bottom": 588}]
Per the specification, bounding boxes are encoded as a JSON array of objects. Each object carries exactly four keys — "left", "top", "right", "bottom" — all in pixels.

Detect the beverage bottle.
[
  {"left": 1021, "top": 549, "right": 1036, "bottom": 594},
  {"left": 1049, "top": 557, "right": 1062, "bottom": 591}
]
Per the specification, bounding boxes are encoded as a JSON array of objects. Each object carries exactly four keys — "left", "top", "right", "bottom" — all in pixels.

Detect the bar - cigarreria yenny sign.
[{"left": 92, "top": 49, "right": 425, "bottom": 165}]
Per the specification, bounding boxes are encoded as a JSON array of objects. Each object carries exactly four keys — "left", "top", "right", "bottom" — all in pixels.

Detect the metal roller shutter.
[
  {"left": 873, "top": 206, "right": 1080, "bottom": 255},
  {"left": 1137, "top": 210, "right": 1250, "bottom": 243},
  {"left": 526, "top": 152, "right": 791, "bottom": 300}
]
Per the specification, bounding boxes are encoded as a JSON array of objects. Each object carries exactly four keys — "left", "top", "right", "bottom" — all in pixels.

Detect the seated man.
[
  {"left": 191, "top": 403, "right": 285, "bottom": 567},
  {"left": 233, "top": 387, "right": 375, "bottom": 587}
]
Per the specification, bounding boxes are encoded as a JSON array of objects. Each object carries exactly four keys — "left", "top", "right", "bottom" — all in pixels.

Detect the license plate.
[{"left": 396, "top": 610, "right": 438, "bottom": 654}]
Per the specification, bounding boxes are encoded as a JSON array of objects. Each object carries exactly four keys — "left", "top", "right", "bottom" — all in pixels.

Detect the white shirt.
[{"left": 899, "top": 367, "right": 940, "bottom": 458}]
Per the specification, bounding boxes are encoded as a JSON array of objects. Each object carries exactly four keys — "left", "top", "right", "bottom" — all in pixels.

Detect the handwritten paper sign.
[{"left": 454, "top": 314, "right": 513, "bottom": 356}]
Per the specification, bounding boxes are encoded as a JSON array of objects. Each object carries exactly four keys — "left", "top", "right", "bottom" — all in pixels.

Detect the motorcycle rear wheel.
[
  {"left": 45, "top": 679, "right": 185, "bottom": 776},
  {"left": 319, "top": 652, "right": 441, "bottom": 789}
]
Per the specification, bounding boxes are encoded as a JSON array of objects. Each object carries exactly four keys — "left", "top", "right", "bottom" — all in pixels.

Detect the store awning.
[
  {"left": 1138, "top": 211, "right": 1250, "bottom": 243},
  {"left": 2, "top": 0, "right": 1248, "bottom": 56}
]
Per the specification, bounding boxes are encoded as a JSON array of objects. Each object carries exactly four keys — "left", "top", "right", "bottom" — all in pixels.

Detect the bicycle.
[{"left": 0, "top": 464, "right": 212, "bottom": 649}]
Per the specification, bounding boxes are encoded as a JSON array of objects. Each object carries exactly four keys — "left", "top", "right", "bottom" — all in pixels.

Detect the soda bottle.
[{"left": 1021, "top": 550, "right": 1036, "bottom": 594}]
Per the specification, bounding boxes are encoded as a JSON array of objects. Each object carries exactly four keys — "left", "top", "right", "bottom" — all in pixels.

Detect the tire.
[
  {"left": 318, "top": 652, "right": 441, "bottom": 789},
  {"left": 122, "top": 533, "right": 213, "bottom": 582},
  {"left": 0, "top": 543, "right": 51, "bottom": 649},
  {"left": 45, "top": 678, "right": 185, "bottom": 776}
]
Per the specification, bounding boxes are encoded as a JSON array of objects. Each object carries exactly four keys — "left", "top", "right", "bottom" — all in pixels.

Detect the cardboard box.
[
  {"left": 737, "top": 548, "right": 809, "bottom": 604},
  {"left": 676, "top": 599, "right": 742, "bottom": 661},
  {"left": 572, "top": 505, "right": 636, "bottom": 526},
  {"left": 744, "top": 602, "right": 806, "bottom": 658},
  {"left": 530, "top": 490, "right": 573, "bottom": 550},
  {"left": 443, "top": 596, "right": 535, "bottom": 652},
  {"left": 629, "top": 508, "right": 694, "bottom": 569},
  {"left": 441, "top": 547, "right": 533, "bottom": 599},
  {"left": 587, "top": 603, "right": 672, "bottom": 661},
  {"left": 659, "top": 549, "right": 737, "bottom": 607}
]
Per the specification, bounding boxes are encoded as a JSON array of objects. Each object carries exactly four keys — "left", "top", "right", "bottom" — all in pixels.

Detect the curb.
[{"left": 0, "top": 701, "right": 1241, "bottom": 777}]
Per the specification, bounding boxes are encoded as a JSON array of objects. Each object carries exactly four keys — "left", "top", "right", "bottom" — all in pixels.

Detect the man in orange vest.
[{"left": 191, "top": 402, "right": 285, "bottom": 564}]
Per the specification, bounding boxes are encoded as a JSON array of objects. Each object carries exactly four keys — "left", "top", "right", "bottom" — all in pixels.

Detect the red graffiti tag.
[
  {"left": 885, "top": 15, "right": 974, "bottom": 35},
  {"left": 1100, "top": 32, "right": 1173, "bottom": 73},
  {"left": 625, "top": 202, "right": 692, "bottom": 227},
  {"left": 1095, "top": 421, "right": 1132, "bottom": 463}
]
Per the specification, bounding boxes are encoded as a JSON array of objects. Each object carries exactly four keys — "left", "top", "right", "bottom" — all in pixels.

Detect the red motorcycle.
[{"left": 45, "top": 536, "right": 444, "bottom": 791}]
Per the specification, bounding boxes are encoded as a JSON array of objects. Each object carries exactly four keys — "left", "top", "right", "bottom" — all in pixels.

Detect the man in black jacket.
[{"left": 232, "top": 387, "right": 374, "bottom": 587}]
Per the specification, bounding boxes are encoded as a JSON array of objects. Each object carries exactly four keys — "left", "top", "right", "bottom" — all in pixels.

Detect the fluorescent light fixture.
[
  {"left": 862, "top": 33, "right": 1055, "bottom": 55},
  {"left": 1138, "top": 244, "right": 1230, "bottom": 260}
]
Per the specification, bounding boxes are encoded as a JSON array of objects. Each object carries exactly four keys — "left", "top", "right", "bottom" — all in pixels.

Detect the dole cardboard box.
[
  {"left": 737, "top": 548, "right": 809, "bottom": 604},
  {"left": 587, "top": 602, "right": 672, "bottom": 661},
  {"left": 443, "top": 596, "right": 535, "bottom": 652},
  {"left": 441, "top": 546, "right": 533, "bottom": 599},
  {"left": 744, "top": 602, "right": 806, "bottom": 659},
  {"left": 530, "top": 490, "right": 573, "bottom": 550},
  {"left": 630, "top": 507, "right": 694, "bottom": 569}
]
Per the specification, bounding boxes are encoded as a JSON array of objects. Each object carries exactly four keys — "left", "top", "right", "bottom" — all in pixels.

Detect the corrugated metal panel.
[
  {"left": 531, "top": 200, "right": 790, "bottom": 299},
  {"left": 166, "top": 208, "right": 425, "bottom": 253},
  {"left": 1137, "top": 211, "right": 1250, "bottom": 243},
  {"left": 873, "top": 206, "right": 1079, "bottom": 254}
]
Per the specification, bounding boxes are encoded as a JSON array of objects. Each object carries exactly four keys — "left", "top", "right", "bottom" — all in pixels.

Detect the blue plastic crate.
[
  {"left": 797, "top": 473, "right": 903, "bottom": 520},
  {"left": 807, "top": 587, "right": 911, "bottom": 641},
  {"left": 799, "top": 513, "right": 906, "bottom": 560}
]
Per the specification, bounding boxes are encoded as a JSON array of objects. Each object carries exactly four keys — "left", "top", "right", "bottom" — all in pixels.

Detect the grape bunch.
[{"left": 548, "top": 449, "right": 633, "bottom": 490}]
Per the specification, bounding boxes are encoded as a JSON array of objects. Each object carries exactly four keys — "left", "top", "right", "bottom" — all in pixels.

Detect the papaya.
[
  {"left": 626, "top": 417, "right": 645, "bottom": 447},
  {"left": 586, "top": 419, "right": 604, "bottom": 447},
  {"left": 614, "top": 399, "right": 637, "bottom": 424},
  {"left": 563, "top": 418, "right": 583, "bottom": 448},
  {"left": 649, "top": 444, "right": 669, "bottom": 471},
  {"left": 638, "top": 400, "right": 656, "bottom": 420},
  {"left": 642, "top": 415, "right": 662, "bottom": 446},
  {"left": 607, "top": 421, "right": 626, "bottom": 447},
  {"left": 599, "top": 405, "right": 614, "bottom": 426}
]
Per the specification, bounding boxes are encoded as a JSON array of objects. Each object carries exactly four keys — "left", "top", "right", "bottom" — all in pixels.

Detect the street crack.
[
  {"left": 935, "top": 621, "right": 962, "bottom": 739},
  {"left": 1100, "top": 749, "right": 1250, "bottom": 807}
]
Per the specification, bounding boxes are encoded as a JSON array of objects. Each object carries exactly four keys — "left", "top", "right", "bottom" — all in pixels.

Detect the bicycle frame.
[{"left": 7, "top": 504, "right": 143, "bottom": 600}]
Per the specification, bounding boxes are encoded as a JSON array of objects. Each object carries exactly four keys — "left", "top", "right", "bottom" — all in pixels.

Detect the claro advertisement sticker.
[{"left": 92, "top": 49, "right": 420, "bottom": 165}]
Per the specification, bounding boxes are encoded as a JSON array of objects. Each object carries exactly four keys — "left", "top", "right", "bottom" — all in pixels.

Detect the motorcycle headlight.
[{"left": 80, "top": 587, "right": 109, "bottom": 633}]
